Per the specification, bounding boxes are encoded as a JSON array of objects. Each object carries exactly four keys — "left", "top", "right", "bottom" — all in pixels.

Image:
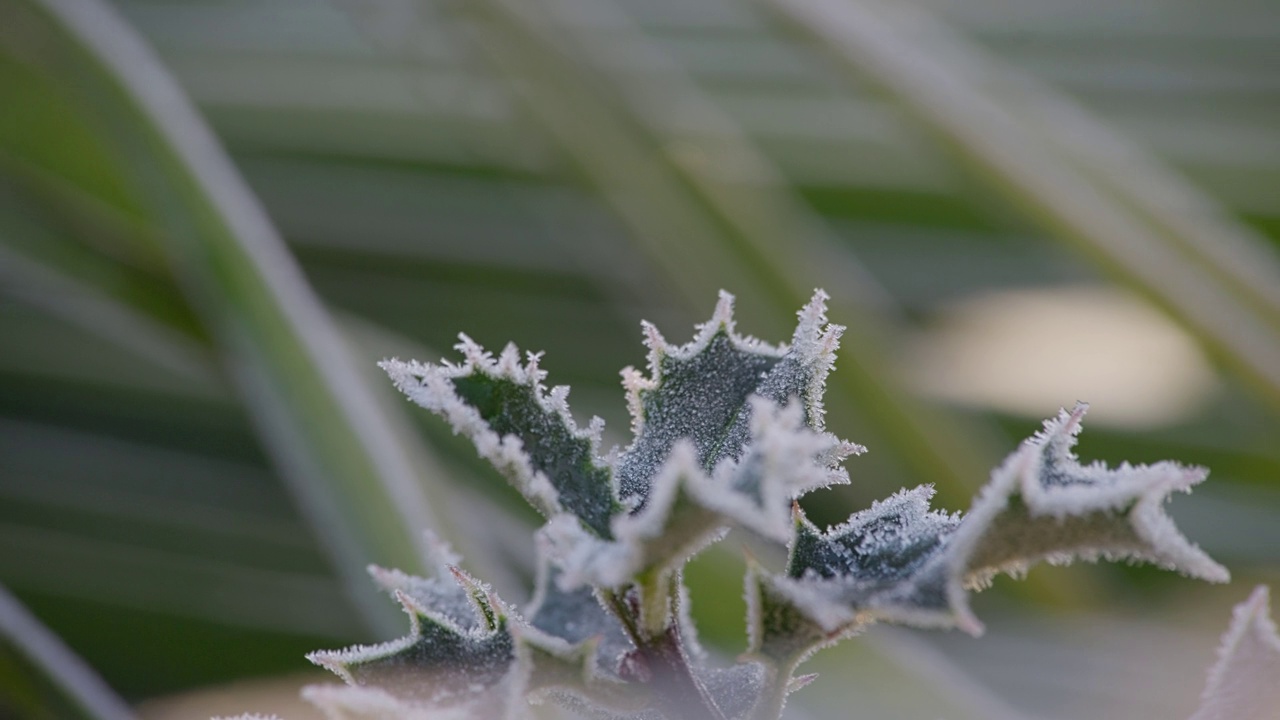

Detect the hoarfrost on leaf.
[
  {"left": 306, "top": 565, "right": 520, "bottom": 715},
  {"left": 615, "top": 290, "right": 843, "bottom": 506},
  {"left": 348, "top": 290, "right": 1231, "bottom": 720},
  {"left": 768, "top": 403, "right": 1227, "bottom": 638},
  {"left": 526, "top": 538, "right": 635, "bottom": 673},
  {"left": 702, "top": 397, "right": 861, "bottom": 543},
  {"left": 381, "top": 339, "right": 621, "bottom": 537},
  {"left": 1189, "top": 585, "right": 1280, "bottom": 720}
]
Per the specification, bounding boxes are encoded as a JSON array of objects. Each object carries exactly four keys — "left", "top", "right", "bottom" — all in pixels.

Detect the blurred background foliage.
[{"left": 1, "top": 0, "right": 1278, "bottom": 718}]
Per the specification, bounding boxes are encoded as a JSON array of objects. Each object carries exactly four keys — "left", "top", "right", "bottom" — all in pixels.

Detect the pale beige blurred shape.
[
  {"left": 901, "top": 285, "right": 1219, "bottom": 427},
  {"left": 136, "top": 674, "right": 325, "bottom": 720}
]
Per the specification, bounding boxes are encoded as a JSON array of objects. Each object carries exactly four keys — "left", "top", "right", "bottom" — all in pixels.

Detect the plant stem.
[
  {"left": 605, "top": 586, "right": 729, "bottom": 720},
  {"left": 646, "top": 623, "right": 729, "bottom": 720}
]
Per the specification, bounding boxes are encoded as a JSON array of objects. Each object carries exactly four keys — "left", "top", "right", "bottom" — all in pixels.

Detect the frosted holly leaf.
[
  {"left": 307, "top": 567, "right": 520, "bottom": 715},
  {"left": 525, "top": 541, "right": 634, "bottom": 673},
  {"left": 311, "top": 536, "right": 640, "bottom": 719},
  {"left": 381, "top": 340, "right": 621, "bottom": 537},
  {"left": 1189, "top": 585, "right": 1280, "bottom": 720},
  {"left": 940, "top": 401, "right": 1229, "bottom": 631},
  {"left": 775, "top": 403, "right": 1227, "bottom": 637},
  {"left": 701, "top": 397, "right": 861, "bottom": 542},
  {"left": 541, "top": 442, "right": 722, "bottom": 592},
  {"left": 364, "top": 531, "right": 480, "bottom": 629},
  {"left": 744, "top": 557, "right": 831, "bottom": 668},
  {"left": 616, "top": 290, "right": 843, "bottom": 504},
  {"left": 781, "top": 486, "right": 960, "bottom": 633},
  {"left": 545, "top": 395, "right": 859, "bottom": 599}
]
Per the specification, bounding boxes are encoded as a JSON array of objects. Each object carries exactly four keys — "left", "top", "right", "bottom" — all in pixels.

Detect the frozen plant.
[{"left": 298, "top": 290, "right": 1235, "bottom": 720}]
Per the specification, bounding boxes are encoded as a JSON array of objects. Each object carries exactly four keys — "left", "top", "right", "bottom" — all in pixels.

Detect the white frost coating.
[
  {"left": 786, "top": 289, "right": 845, "bottom": 431},
  {"left": 541, "top": 515, "right": 641, "bottom": 590},
  {"left": 546, "top": 407, "right": 856, "bottom": 591},
  {"left": 941, "top": 402, "right": 1229, "bottom": 634},
  {"left": 776, "top": 403, "right": 1227, "bottom": 640},
  {"left": 544, "top": 443, "right": 713, "bottom": 589},
  {"left": 380, "top": 333, "right": 616, "bottom": 525},
  {"left": 700, "top": 397, "right": 861, "bottom": 542},
  {"left": 750, "top": 560, "right": 856, "bottom": 641},
  {"left": 351, "top": 293, "right": 1230, "bottom": 719},
  {"left": 1189, "top": 585, "right": 1280, "bottom": 720},
  {"left": 621, "top": 291, "right": 787, "bottom": 441}
]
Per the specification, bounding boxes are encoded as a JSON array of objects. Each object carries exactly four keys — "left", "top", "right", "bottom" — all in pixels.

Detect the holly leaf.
[
  {"left": 381, "top": 340, "right": 621, "bottom": 537},
  {"left": 306, "top": 566, "right": 520, "bottom": 715},
  {"left": 308, "top": 532, "right": 642, "bottom": 720},
  {"left": 545, "top": 396, "right": 859, "bottom": 598},
  {"left": 525, "top": 541, "right": 634, "bottom": 675},
  {"left": 1189, "top": 585, "right": 1280, "bottom": 720},
  {"left": 615, "top": 290, "right": 842, "bottom": 505},
  {"left": 771, "top": 403, "right": 1227, "bottom": 639}
]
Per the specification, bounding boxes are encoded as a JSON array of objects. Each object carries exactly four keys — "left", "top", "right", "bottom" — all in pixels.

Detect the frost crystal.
[{"left": 299, "top": 290, "right": 1230, "bottom": 719}]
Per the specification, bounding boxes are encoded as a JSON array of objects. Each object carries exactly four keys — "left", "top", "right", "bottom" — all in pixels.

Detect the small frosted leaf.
[
  {"left": 943, "top": 402, "right": 1228, "bottom": 631},
  {"left": 543, "top": 442, "right": 723, "bottom": 591},
  {"left": 365, "top": 533, "right": 479, "bottom": 631},
  {"left": 547, "top": 399, "right": 859, "bottom": 597},
  {"left": 697, "top": 663, "right": 766, "bottom": 720},
  {"left": 307, "top": 567, "right": 521, "bottom": 716},
  {"left": 703, "top": 397, "right": 860, "bottom": 542},
  {"left": 785, "top": 488, "right": 959, "bottom": 633},
  {"left": 744, "top": 558, "right": 833, "bottom": 667},
  {"left": 520, "top": 628, "right": 643, "bottom": 714},
  {"left": 615, "top": 291, "right": 843, "bottom": 505},
  {"left": 1189, "top": 585, "right": 1280, "bottom": 720},
  {"left": 381, "top": 343, "right": 620, "bottom": 537},
  {"left": 782, "top": 403, "right": 1227, "bottom": 636},
  {"left": 526, "top": 542, "right": 635, "bottom": 672},
  {"left": 788, "top": 487, "right": 957, "bottom": 586}
]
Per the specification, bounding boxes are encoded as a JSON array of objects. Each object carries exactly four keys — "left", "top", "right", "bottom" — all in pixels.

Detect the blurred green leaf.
[
  {"left": 0, "top": 584, "right": 135, "bottom": 720},
  {"left": 0, "top": 0, "right": 452, "bottom": 637}
]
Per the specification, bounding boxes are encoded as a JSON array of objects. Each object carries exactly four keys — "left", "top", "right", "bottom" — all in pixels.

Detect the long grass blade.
[
  {"left": 0, "top": 584, "right": 137, "bottom": 720},
  {"left": 1, "top": 0, "right": 455, "bottom": 635},
  {"left": 354, "top": 0, "right": 1008, "bottom": 505},
  {"left": 765, "top": 0, "right": 1280, "bottom": 410}
]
